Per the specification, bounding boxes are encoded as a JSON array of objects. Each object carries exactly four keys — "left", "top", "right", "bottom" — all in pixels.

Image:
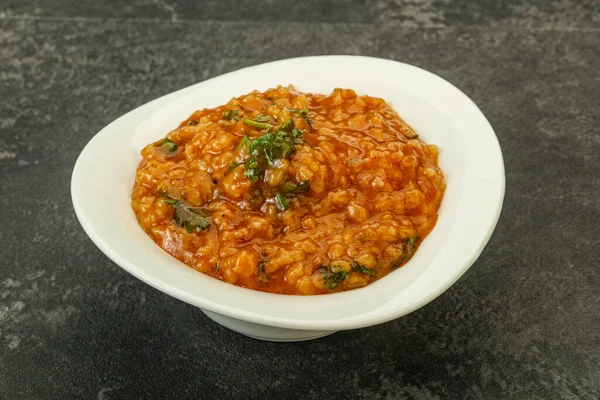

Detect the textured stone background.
[{"left": 1, "top": 1, "right": 599, "bottom": 399}]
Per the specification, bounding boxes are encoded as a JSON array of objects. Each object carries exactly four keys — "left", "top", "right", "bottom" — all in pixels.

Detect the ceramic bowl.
[{"left": 71, "top": 56, "right": 505, "bottom": 341}]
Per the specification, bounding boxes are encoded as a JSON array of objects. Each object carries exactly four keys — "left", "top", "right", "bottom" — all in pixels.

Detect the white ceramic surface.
[{"left": 71, "top": 56, "right": 505, "bottom": 341}]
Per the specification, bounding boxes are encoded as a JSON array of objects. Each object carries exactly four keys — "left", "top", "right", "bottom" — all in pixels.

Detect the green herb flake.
[
  {"left": 236, "top": 135, "right": 251, "bottom": 150},
  {"left": 243, "top": 118, "right": 273, "bottom": 130},
  {"left": 279, "top": 180, "right": 310, "bottom": 195},
  {"left": 291, "top": 127, "right": 304, "bottom": 143},
  {"left": 157, "top": 138, "right": 177, "bottom": 154},
  {"left": 320, "top": 265, "right": 348, "bottom": 289},
  {"left": 223, "top": 110, "right": 240, "bottom": 120},
  {"left": 275, "top": 193, "right": 289, "bottom": 211},
  {"left": 228, "top": 160, "right": 245, "bottom": 172},
  {"left": 392, "top": 237, "right": 418, "bottom": 269},
  {"left": 351, "top": 261, "right": 376, "bottom": 277},
  {"left": 287, "top": 108, "right": 308, "bottom": 117},
  {"left": 279, "top": 119, "right": 294, "bottom": 132},
  {"left": 244, "top": 156, "right": 261, "bottom": 182},
  {"left": 254, "top": 114, "right": 275, "bottom": 123},
  {"left": 161, "top": 197, "right": 211, "bottom": 232},
  {"left": 214, "top": 263, "right": 220, "bottom": 271},
  {"left": 187, "top": 120, "right": 199, "bottom": 126},
  {"left": 249, "top": 131, "right": 296, "bottom": 166}
]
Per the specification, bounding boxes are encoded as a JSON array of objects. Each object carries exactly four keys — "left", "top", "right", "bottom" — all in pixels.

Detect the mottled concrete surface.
[{"left": 1, "top": 1, "right": 599, "bottom": 399}]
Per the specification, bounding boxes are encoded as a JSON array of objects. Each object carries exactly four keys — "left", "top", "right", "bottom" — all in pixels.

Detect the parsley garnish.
[
  {"left": 228, "top": 160, "right": 245, "bottom": 172},
  {"left": 351, "top": 261, "right": 376, "bottom": 277},
  {"left": 253, "top": 114, "right": 275, "bottom": 123},
  {"left": 249, "top": 130, "right": 296, "bottom": 166},
  {"left": 243, "top": 118, "right": 273, "bottom": 130},
  {"left": 279, "top": 119, "right": 294, "bottom": 132},
  {"left": 243, "top": 156, "right": 261, "bottom": 182},
  {"left": 275, "top": 193, "right": 289, "bottom": 211},
  {"left": 291, "top": 127, "right": 304, "bottom": 143},
  {"left": 279, "top": 180, "right": 310, "bottom": 195},
  {"left": 319, "top": 265, "right": 348, "bottom": 289},
  {"left": 392, "top": 237, "right": 418, "bottom": 268},
  {"left": 162, "top": 197, "right": 211, "bottom": 232},
  {"left": 223, "top": 110, "right": 240, "bottom": 120},
  {"left": 287, "top": 108, "right": 312, "bottom": 129}
]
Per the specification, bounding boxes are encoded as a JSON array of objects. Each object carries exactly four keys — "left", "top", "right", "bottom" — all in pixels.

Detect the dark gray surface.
[{"left": 1, "top": 1, "right": 599, "bottom": 399}]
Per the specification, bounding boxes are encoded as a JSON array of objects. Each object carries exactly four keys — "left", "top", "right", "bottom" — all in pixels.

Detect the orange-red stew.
[{"left": 132, "top": 86, "right": 445, "bottom": 294}]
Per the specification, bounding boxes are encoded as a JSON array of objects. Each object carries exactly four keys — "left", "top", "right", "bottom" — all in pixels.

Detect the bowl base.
[{"left": 202, "top": 310, "right": 336, "bottom": 342}]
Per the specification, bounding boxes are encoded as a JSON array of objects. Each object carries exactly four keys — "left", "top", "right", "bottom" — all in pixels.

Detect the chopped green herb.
[
  {"left": 320, "top": 265, "right": 348, "bottom": 289},
  {"left": 244, "top": 156, "right": 261, "bottom": 182},
  {"left": 392, "top": 237, "right": 418, "bottom": 268},
  {"left": 187, "top": 120, "right": 199, "bottom": 126},
  {"left": 234, "top": 126, "right": 300, "bottom": 183},
  {"left": 223, "top": 110, "right": 240, "bottom": 120},
  {"left": 236, "top": 135, "right": 251, "bottom": 150},
  {"left": 275, "top": 193, "right": 289, "bottom": 211},
  {"left": 279, "top": 119, "right": 294, "bottom": 132},
  {"left": 287, "top": 108, "right": 312, "bottom": 128},
  {"left": 279, "top": 180, "right": 310, "bottom": 195},
  {"left": 254, "top": 114, "right": 275, "bottom": 123},
  {"left": 287, "top": 108, "right": 308, "bottom": 117},
  {"left": 228, "top": 160, "right": 245, "bottom": 172},
  {"left": 249, "top": 130, "right": 296, "bottom": 166},
  {"left": 157, "top": 138, "right": 177, "bottom": 154},
  {"left": 243, "top": 118, "right": 273, "bottom": 130},
  {"left": 214, "top": 263, "right": 220, "bottom": 271},
  {"left": 291, "top": 127, "right": 304, "bottom": 143},
  {"left": 351, "top": 261, "right": 376, "bottom": 277},
  {"left": 162, "top": 198, "right": 211, "bottom": 232}
]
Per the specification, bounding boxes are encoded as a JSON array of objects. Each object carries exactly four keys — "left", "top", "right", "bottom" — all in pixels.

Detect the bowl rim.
[{"left": 71, "top": 55, "right": 505, "bottom": 331}]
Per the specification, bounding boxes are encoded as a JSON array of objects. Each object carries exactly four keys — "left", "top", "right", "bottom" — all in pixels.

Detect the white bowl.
[{"left": 71, "top": 56, "right": 505, "bottom": 341}]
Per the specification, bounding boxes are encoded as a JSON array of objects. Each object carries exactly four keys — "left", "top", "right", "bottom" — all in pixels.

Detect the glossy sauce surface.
[{"left": 132, "top": 86, "right": 445, "bottom": 294}]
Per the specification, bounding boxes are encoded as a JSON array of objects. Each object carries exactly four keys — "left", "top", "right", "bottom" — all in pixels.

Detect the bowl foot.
[{"left": 202, "top": 310, "right": 336, "bottom": 342}]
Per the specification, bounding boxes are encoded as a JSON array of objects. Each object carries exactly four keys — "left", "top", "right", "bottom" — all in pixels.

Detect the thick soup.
[{"left": 132, "top": 86, "right": 445, "bottom": 294}]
